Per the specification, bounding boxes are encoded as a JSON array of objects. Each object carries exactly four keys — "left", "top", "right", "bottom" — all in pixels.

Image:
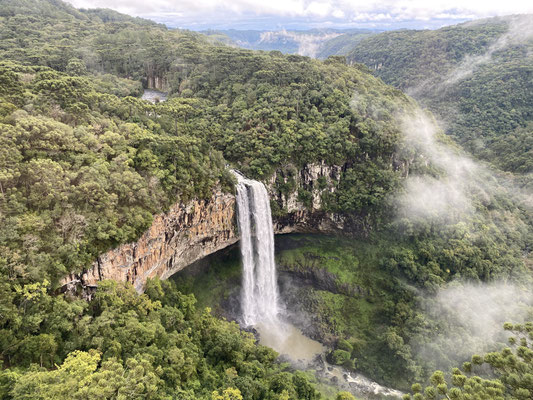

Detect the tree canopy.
[{"left": 346, "top": 16, "right": 533, "bottom": 175}]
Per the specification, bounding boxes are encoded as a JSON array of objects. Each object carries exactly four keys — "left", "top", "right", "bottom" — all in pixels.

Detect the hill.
[
  {"left": 0, "top": 1, "right": 532, "bottom": 398},
  {"left": 202, "top": 28, "right": 378, "bottom": 58},
  {"left": 345, "top": 15, "right": 533, "bottom": 175}
]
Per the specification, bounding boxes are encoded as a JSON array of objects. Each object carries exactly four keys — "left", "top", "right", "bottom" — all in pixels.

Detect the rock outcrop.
[
  {"left": 267, "top": 162, "right": 347, "bottom": 234},
  {"left": 143, "top": 73, "right": 170, "bottom": 92},
  {"left": 62, "top": 163, "right": 347, "bottom": 293},
  {"left": 62, "top": 190, "right": 238, "bottom": 293}
]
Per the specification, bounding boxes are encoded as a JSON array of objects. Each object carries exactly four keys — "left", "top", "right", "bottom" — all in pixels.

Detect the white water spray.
[{"left": 234, "top": 171, "right": 280, "bottom": 326}]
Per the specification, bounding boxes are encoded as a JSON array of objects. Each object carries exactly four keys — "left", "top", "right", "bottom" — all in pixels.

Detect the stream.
[
  {"left": 174, "top": 171, "right": 404, "bottom": 400},
  {"left": 172, "top": 243, "right": 405, "bottom": 399},
  {"left": 256, "top": 319, "right": 403, "bottom": 399}
]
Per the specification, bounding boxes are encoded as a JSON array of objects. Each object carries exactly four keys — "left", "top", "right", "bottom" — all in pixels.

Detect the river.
[{"left": 255, "top": 319, "right": 403, "bottom": 399}]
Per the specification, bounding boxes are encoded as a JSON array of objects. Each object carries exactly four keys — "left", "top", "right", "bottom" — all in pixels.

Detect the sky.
[{"left": 64, "top": 0, "right": 533, "bottom": 30}]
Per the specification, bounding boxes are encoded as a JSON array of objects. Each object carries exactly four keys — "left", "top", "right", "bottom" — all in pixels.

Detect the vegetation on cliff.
[
  {"left": 0, "top": 1, "right": 531, "bottom": 399},
  {"left": 403, "top": 323, "right": 533, "bottom": 400},
  {"left": 0, "top": 278, "right": 322, "bottom": 399},
  {"left": 0, "top": 0, "right": 413, "bottom": 287},
  {"left": 0, "top": 62, "right": 234, "bottom": 286},
  {"left": 173, "top": 231, "right": 532, "bottom": 390}
]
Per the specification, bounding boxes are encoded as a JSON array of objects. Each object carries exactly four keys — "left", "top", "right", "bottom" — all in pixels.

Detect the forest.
[
  {"left": 345, "top": 16, "right": 533, "bottom": 179},
  {"left": 0, "top": 1, "right": 532, "bottom": 399}
]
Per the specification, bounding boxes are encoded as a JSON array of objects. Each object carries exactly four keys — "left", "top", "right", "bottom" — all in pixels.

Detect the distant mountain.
[
  {"left": 201, "top": 28, "right": 379, "bottom": 58},
  {"left": 345, "top": 15, "right": 533, "bottom": 174},
  {"left": 314, "top": 31, "right": 378, "bottom": 59}
]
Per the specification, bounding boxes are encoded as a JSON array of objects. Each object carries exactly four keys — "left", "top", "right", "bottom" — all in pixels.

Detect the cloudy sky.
[{"left": 64, "top": 0, "right": 533, "bottom": 30}]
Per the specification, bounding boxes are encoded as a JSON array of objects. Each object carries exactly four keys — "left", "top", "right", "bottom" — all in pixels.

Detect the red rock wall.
[{"left": 61, "top": 164, "right": 349, "bottom": 294}]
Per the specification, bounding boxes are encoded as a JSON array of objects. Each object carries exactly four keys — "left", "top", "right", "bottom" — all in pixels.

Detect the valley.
[{"left": 0, "top": 1, "right": 532, "bottom": 400}]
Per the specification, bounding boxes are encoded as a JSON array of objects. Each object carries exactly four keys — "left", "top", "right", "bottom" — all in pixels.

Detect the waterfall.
[
  {"left": 234, "top": 171, "right": 280, "bottom": 327},
  {"left": 232, "top": 172, "right": 331, "bottom": 371}
]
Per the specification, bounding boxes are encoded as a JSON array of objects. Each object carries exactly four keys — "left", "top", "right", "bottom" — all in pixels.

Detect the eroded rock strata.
[{"left": 62, "top": 190, "right": 238, "bottom": 293}]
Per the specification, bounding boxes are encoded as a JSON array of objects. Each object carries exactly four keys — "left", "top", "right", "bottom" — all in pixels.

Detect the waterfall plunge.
[
  {"left": 232, "top": 172, "right": 403, "bottom": 395},
  {"left": 234, "top": 172, "right": 280, "bottom": 327},
  {"left": 233, "top": 171, "right": 327, "bottom": 367}
]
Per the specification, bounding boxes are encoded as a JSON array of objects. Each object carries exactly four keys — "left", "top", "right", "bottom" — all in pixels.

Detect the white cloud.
[
  {"left": 305, "top": 2, "right": 332, "bottom": 17},
  {"left": 65, "top": 0, "right": 533, "bottom": 29},
  {"left": 331, "top": 8, "right": 345, "bottom": 19}
]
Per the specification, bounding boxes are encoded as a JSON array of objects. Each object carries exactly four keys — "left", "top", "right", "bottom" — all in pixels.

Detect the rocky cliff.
[
  {"left": 62, "top": 163, "right": 346, "bottom": 293},
  {"left": 267, "top": 162, "right": 347, "bottom": 234},
  {"left": 143, "top": 73, "right": 170, "bottom": 92},
  {"left": 62, "top": 189, "right": 238, "bottom": 293}
]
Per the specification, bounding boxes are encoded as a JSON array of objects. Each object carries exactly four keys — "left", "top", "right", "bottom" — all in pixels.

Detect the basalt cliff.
[{"left": 61, "top": 163, "right": 349, "bottom": 293}]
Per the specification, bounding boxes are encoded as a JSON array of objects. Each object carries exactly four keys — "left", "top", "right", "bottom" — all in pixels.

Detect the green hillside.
[
  {"left": 346, "top": 16, "right": 533, "bottom": 174},
  {"left": 201, "top": 29, "right": 377, "bottom": 59},
  {"left": 315, "top": 31, "right": 378, "bottom": 59},
  {"left": 0, "top": 1, "right": 532, "bottom": 399}
]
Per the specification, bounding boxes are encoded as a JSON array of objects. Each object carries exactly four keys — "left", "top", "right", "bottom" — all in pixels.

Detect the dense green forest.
[
  {"left": 0, "top": 0, "right": 410, "bottom": 398},
  {"left": 174, "top": 215, "right": 532, "bottom": 392},
  {"left": 0, "top": 0, "right": 413, "bottom": 287},
  {"left": 345, "top": 16, "right": 533, "bottom": 176},
  {"left": 0, "top": 278, "right": 327, "bottom": 399},
  {"left": 314, "top": 32, "right": 377, "bottom": 60},
  {"left": 0, "top": 0, "right": 532, "bottom": 399},
  {"left": 403, "top": 323, "right": 533, "bottom": 400}
]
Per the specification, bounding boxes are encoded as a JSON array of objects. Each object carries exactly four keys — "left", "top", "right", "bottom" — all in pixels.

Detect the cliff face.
[
  {"left": 144, "top": 74, "right": 170, "bottom": 91},
  {"left": 62, "top": 190, "right": 238, "bottom": 293},
  {"left": 267, "top": 162, "right": 346, "bottom": 234},
  {"left": 62, "top": 163, "right": 346, "bottom": 293}
]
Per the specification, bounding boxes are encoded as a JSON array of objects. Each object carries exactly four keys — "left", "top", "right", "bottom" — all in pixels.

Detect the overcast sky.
[{"left": 64, "top": 0, "right": 533, "bottom": 30}]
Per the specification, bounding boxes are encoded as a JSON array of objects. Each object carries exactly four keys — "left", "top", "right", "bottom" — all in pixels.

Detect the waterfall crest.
[{"left": 234, "top": 171, "right": 280, "bottom": 326}]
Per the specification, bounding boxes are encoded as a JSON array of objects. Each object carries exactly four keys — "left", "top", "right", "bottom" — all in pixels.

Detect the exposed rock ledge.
[
  {"left": 62, "top": 163, "right": 346, "bottom": 294},
  {"left": 268, "top": 161, "right": 347, "bottom": 234},
  {"left": 62, "top": 189, "right": 239, "bottom": 293}
]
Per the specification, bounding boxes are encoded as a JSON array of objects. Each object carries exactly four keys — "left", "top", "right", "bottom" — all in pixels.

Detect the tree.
[
  {"left": 404, "top": 323, "right": 533, "bottom": 400},
  {"left": 336, "top": 392, "right": 356, "bottom": 400},
  {"left": 66, "top": 58, "right": 87, "bottom": 76},
  {"left": 212, "top": 388, "right": 243, "bottom": 400}
]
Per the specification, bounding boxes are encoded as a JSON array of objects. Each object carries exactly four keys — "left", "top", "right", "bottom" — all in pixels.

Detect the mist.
[
  {"left": 407, "top": 14, "right": 533, "bottom": 98},
  {"left": 393, "top": 108, "right": 533, "bottom": 372},
  {"left": 413, "top": 281, "right": 533, "bottom": 372},
  {"left": 441, "top": 15, "right": 533, "bottom": 88},
  {"left": 394, "top": 105, "right": 533, "bottom": 231},
  {"left": 259, "top": 30, "right": 342, "bottom": 57},
  {"left": 395, "top": 110, "right": 483, "bottom": 222}
]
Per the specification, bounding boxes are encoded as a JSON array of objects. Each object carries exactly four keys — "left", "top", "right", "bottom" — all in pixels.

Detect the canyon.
[{"left": 61, "top": 163, "right": 348, "bottom": 293}]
